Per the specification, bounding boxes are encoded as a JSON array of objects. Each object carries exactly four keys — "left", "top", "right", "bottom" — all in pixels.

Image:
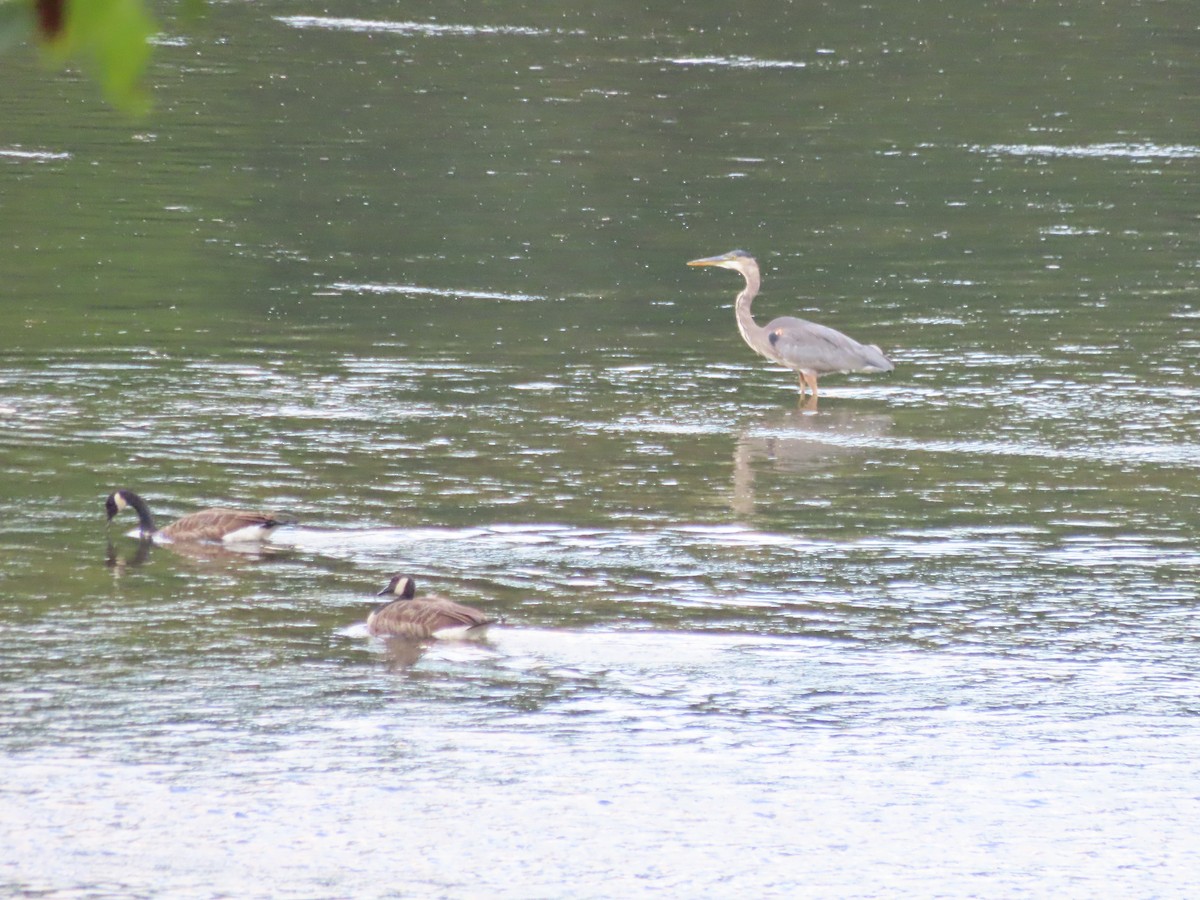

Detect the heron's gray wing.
[{"left": 765, "top": 316, "right": 893, "bottom": 374}]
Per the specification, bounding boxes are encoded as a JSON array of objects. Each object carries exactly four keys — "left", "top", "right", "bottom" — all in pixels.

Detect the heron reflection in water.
[
  {"left": 688, "top": 250, "right": 894, "bottom": 404},
  {"left": 731, "top": 407, "right": 893, "bottom": 516}
]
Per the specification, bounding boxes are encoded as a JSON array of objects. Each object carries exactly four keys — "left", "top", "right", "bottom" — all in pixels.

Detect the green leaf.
[{"left": 36, "top": 0, "right": 158, "bottom": 113}]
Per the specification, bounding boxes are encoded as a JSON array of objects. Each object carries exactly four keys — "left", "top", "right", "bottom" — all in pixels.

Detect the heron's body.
[
  {"left": 367, "top": 575, "right": 496, "bottom": 640},
  {"left": 105, "top": 489, "right": 288, "bottom": 544},
  {"left": 688, "top": 250, "right": 893, "bottom": 398}
]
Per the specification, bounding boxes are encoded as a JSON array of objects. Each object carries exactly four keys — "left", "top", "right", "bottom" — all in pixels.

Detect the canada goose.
[
  {"left": 367, "top": 574, "right": 496, "bottom": 640},
  {"left": 105, "top": 489, "right": 291, "bottom": 544}
]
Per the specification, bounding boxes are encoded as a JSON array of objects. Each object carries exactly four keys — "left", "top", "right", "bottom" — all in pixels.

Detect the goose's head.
[
  {"left": 378, "top": 574, "right": 417, "bottom": 599},
  {"left": 105, "top": 490, "right": 130, "bottom": 521}
]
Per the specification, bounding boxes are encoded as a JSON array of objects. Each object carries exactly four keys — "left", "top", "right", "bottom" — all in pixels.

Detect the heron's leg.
[{"left": 801, "top": 372, "right": 820, "bottom": 398}]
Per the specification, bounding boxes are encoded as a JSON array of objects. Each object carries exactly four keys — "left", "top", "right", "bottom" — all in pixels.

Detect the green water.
[{"left": 2, "top": 1, "right": 1199, "bottom": 896}]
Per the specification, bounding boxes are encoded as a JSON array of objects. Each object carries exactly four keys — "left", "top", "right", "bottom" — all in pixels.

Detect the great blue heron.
[{"left": 688, "top": 250, "right": 894, "bottom": 399}]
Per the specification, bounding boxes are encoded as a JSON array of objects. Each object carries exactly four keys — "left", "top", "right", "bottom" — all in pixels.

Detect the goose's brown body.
[
  {"left": 367, "top": 575, "right": 495, "bottom": 640},
  {"left": 105, "top": 489, "right": 288, "bottom": 543}
]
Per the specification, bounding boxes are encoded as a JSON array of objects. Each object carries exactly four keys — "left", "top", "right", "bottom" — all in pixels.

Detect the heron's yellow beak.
[{"left": 689, "top": 250, "right": 750, "bottom": 269}]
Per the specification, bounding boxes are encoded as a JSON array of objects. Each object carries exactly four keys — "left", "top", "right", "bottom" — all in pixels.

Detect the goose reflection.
[
  {"left": 104, "top": 535, "right": 285, "bottom": 571},
  {"left": 378, "top": 637, "right": 430, "bottom": 669},
  {"left": 732, "top": 407, "right": 893, "bottom": 515},
  {"left": 377, "top": 636, "right": 502, "bottom": 672},
  {"left": 105, "top": 538, "right": 153, "bottom": 573}
]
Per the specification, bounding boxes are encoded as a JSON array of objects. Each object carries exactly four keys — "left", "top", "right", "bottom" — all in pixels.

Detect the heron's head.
[
  {"left": 379, "top": 574, "right": 417, "bottom": 599},
  {"left": 687, "top": 249, "right": 757, "bottom": 275}
]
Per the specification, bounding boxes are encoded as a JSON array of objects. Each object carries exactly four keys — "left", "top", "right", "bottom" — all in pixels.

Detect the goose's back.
[
  {"left": 367, "top": 596, "right": 494, "bottom": 639},
  {"left": 157, "top": 508, "right": 284, "bottom": 543}
]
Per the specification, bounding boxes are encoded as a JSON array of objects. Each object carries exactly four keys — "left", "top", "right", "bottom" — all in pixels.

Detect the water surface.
[{"left": 2, "top": 0, "right": 1199, "bottom": 896}]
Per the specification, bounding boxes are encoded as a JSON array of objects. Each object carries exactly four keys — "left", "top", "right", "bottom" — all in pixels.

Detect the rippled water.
[{"left": 3, "top": 0, "right": 1200, "bottom": 896}]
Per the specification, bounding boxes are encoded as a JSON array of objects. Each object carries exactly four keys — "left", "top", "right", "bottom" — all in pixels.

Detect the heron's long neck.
[
  {"left": 125, "top": 493, "right": 156, "bottom": 534},
  {"left": 734, "top": 265, "right": 762, "bottom": 351}
]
